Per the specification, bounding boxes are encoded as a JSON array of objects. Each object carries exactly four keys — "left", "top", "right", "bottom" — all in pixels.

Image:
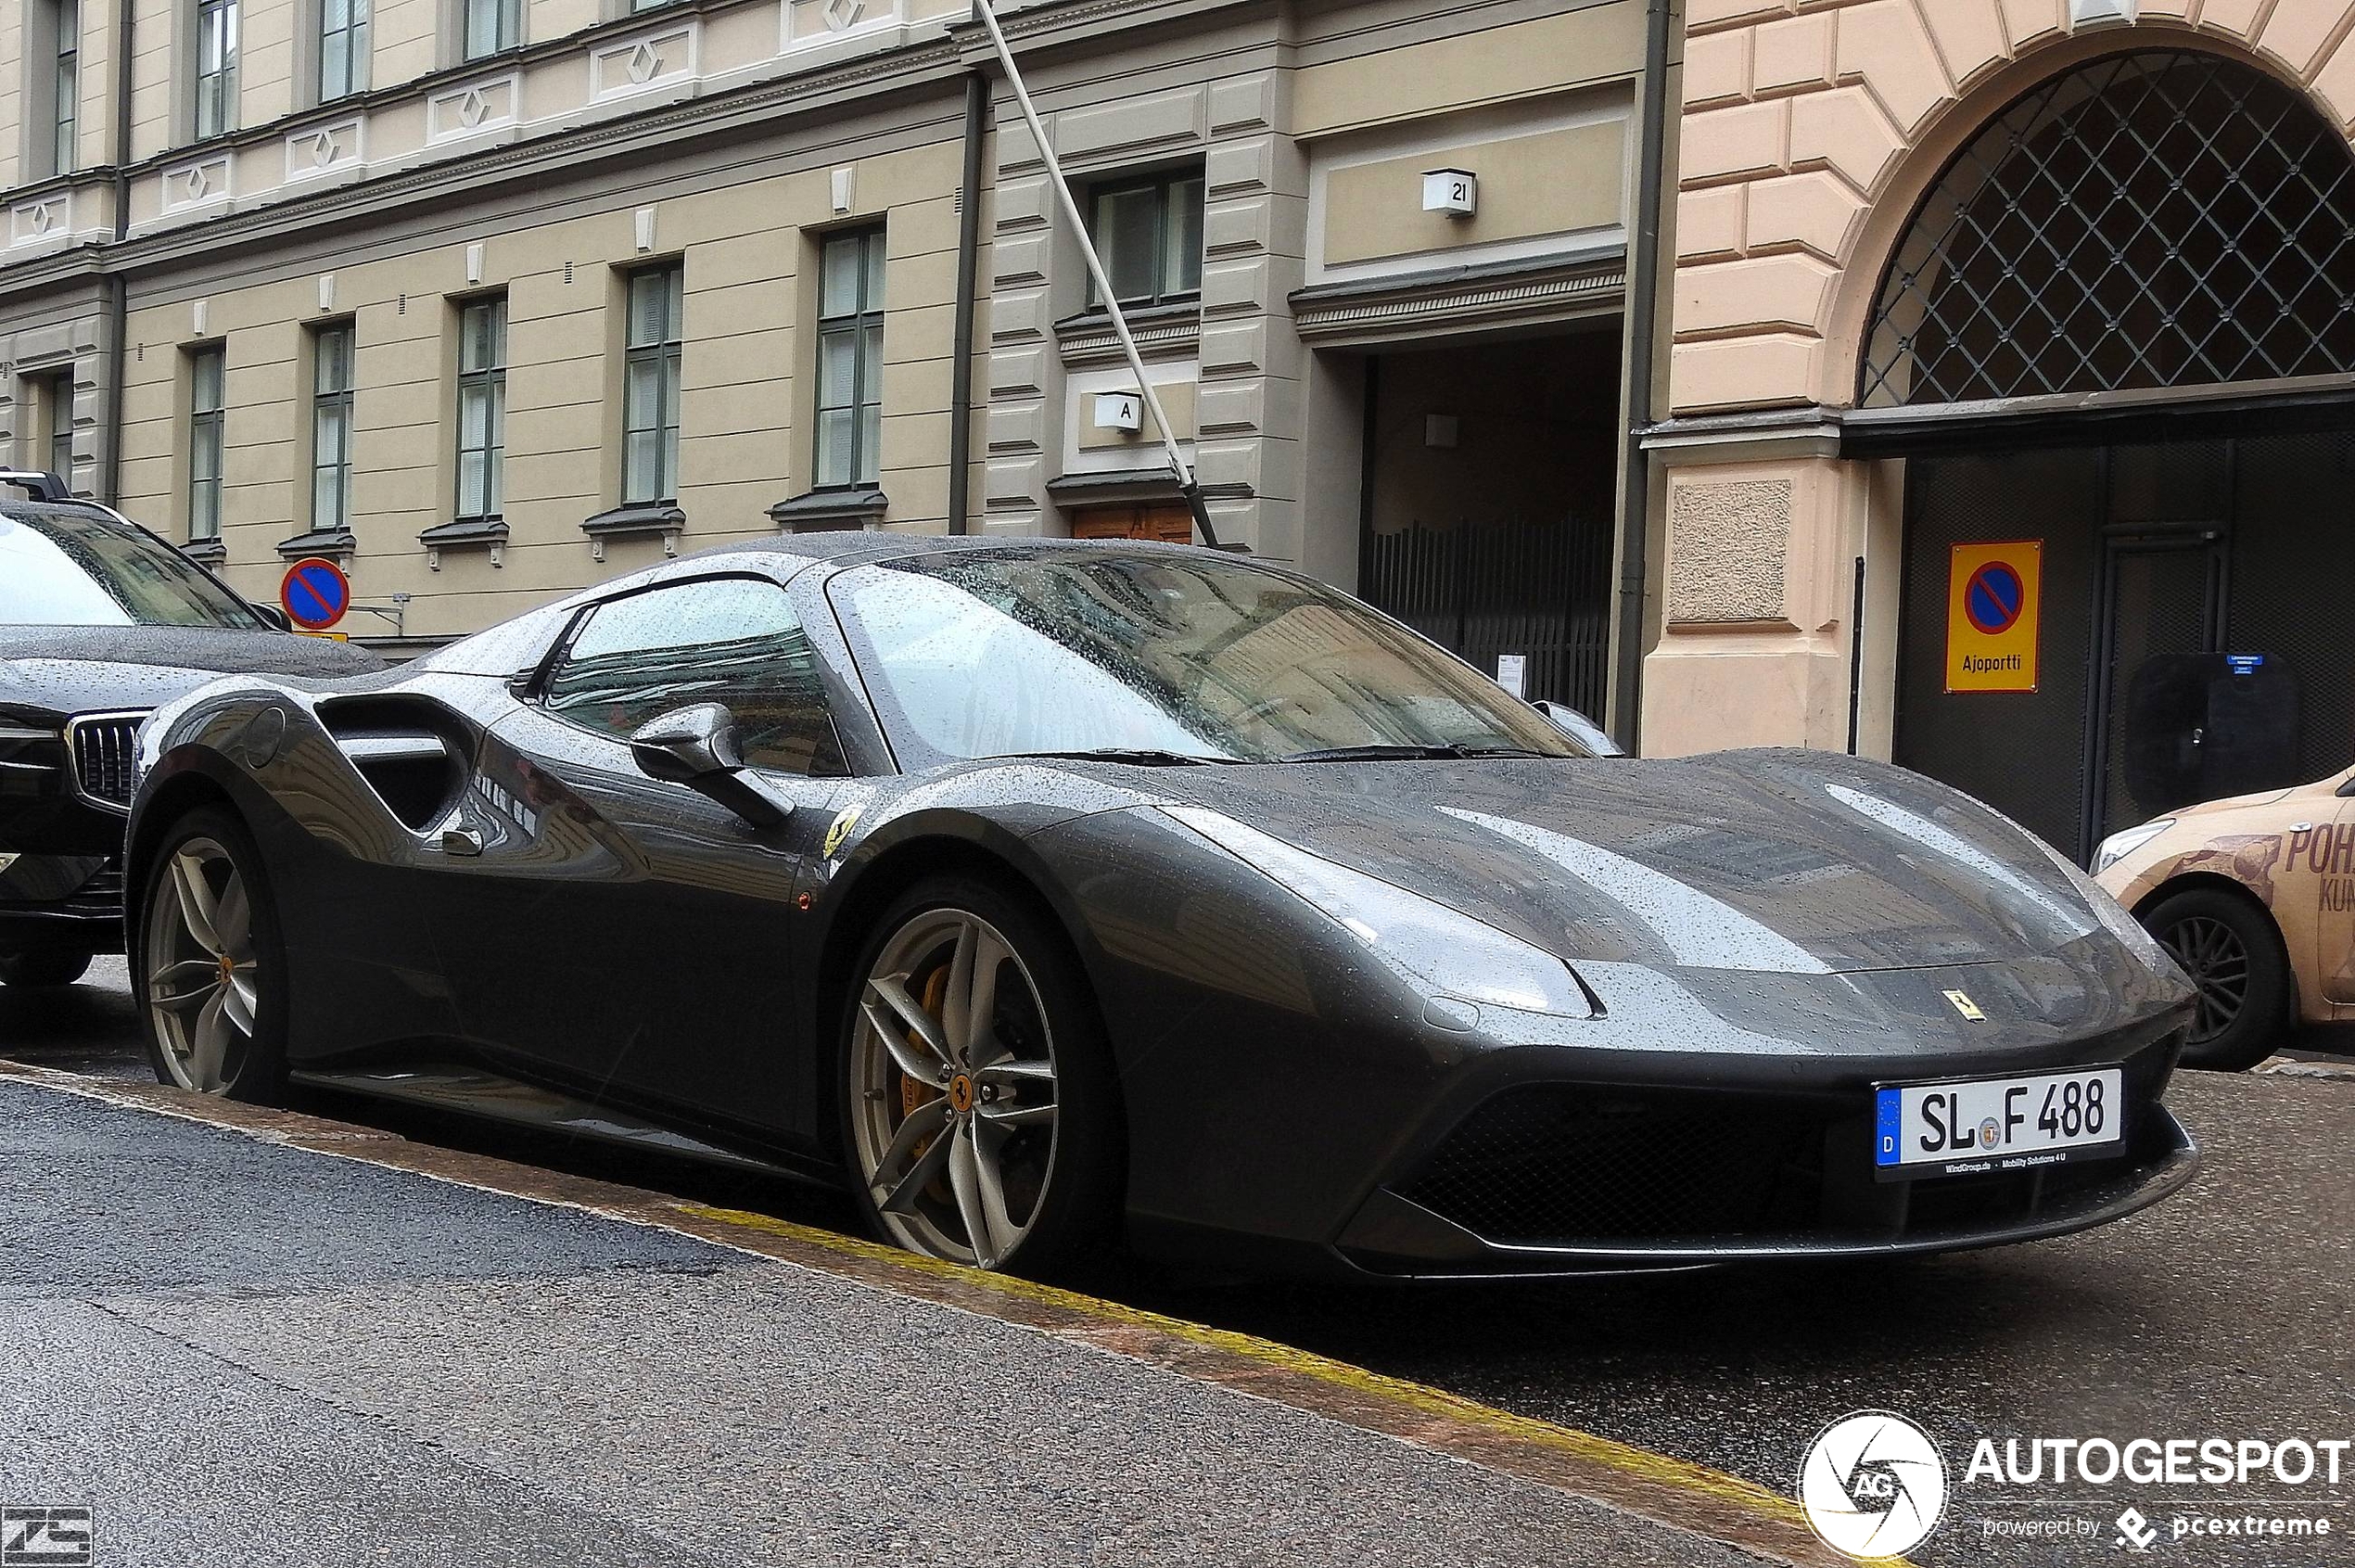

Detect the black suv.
[{"left": 0, "top": 475, "right": 381, "bottom": 988}]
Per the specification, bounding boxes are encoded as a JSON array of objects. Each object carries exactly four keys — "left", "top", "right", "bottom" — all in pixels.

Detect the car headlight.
[
  {"left": 0, "top": 720, "right": 64, "bottom": 781},
  {"left": 2093, "top": 818, "right": 2174, "bottom": 875},
  {"left": 1156, "top": 804, "right": 1592, "bottom": 1016}
]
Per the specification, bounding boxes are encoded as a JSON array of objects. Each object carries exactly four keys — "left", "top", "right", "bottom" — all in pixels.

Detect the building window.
[
  {"left": 188, "top": 348, "right": 226, "bottom": 542},
  {"left": 1086, "top": 170, "right": 1203, "bottom": 307},
  {"left": 815, "top": 228, "right": 884, "bottom": 490},
  {"left": 455, "top": 297, "right": 506, "bottom": 522},
  {"left": 463, "top": 0, "right": 519, "bottom": 59},
  {"left": 628, "top": 0, "right": 678, "bottom": 10},
  {"left": 49, "top": 0, "right": 81, "bottom": 175},
  {"left": 195, "top": 0, "right": 239, "bottom": 137},
  {"left": 622, "top": 265, "right": 682, "bottom": 504},
  {"left": 318, "top": 0, "right": 369, "bottom": 101},
  {"left": 310, "top": 324, "right": 355, "bottom": 534}
]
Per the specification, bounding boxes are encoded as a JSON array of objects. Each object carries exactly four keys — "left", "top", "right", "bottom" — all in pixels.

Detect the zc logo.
[
  {"left": 1798, "top": 1412, "right": 1948, "bottom": 1559},
  {"left": 1, "top": 1507, "right": 93, "bottom": 1567}
]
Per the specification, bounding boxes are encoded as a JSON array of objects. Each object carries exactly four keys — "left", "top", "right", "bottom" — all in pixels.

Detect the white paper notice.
[{"left": 1495, "top": 653, "right": 1527, "bottom": 698}]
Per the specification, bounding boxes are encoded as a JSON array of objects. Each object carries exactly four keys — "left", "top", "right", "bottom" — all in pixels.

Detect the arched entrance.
[{"left": 1862, "top": 50, "right": 2355, "bottom": 861}]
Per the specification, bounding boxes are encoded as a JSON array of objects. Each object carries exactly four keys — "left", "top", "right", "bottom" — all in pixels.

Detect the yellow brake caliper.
[{"left": 898, "top": 965, "right": 949, "bottom": 1126}]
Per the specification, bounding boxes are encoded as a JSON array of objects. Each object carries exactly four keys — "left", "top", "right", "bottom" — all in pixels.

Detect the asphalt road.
[{"left": 7, "top": 959, "right": 2352, "bottom": 1567}]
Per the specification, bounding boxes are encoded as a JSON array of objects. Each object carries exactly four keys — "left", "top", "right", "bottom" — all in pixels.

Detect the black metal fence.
[{"left": 1361, "top": 516, "right": 1611, "bottom": 718}]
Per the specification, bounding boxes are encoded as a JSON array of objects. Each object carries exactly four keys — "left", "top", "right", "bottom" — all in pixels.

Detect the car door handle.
[{"left": 440, "top": 827, "right": 485, "bottom": 857}]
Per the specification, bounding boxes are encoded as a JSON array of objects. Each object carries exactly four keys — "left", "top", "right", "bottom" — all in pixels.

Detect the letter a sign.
[{"left": 1945, "top": 541, "right": 2041, "bottom": 694}]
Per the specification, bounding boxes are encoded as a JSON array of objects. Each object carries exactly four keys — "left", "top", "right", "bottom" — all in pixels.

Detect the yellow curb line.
[{"left": 0, "top": 1060, "right": 1907, "bottom": 1568}]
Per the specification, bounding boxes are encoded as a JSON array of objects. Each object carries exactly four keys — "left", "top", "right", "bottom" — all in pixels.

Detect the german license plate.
[{"left": 1874, "top": 1067, "right": 2125, "bottom": 1180}]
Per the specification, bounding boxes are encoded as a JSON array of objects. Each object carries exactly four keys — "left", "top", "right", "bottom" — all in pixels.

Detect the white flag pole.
[{"left": 967, "top": 0, "right": 1223, "bottom": 549}]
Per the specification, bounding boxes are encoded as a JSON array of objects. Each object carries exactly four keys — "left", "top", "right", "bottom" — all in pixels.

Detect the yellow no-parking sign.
[{"left": 1945, "top": 541, "right": 2041, "bottom": 694}]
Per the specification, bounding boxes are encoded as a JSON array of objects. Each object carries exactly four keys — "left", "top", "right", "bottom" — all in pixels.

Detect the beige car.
[{"left": 2094, "top": 765, "right": 2355, "bottom": 1070}]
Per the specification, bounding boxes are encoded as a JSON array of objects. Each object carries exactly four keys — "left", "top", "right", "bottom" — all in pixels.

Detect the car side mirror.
[
  {"left": 629, "top": 703, "right": 793, "bottom": 830},
  {"left": 251, "top": 603, "right": 292, "bottom": 632},
  {"left": 1531, "top": 700, "right": 1625, "bottom": 758}
]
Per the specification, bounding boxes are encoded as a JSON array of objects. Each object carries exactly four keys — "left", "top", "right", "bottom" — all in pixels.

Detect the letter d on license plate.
[{"left": 1874, "top": 1066, "right": 2125, "bottom": 1180}]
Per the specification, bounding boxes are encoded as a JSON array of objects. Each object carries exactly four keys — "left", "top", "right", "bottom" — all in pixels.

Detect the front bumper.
[
  {"left": 0, "top": 855, "right": 127, "bottom": 952},
  {"left": 1332, "top": 1026, "right": 2195, "bottom": 1277}
]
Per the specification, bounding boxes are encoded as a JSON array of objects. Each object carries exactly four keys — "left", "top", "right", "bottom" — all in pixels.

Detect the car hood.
[
  {"left": 0, "top": 625, "right": 383, "bottom": 716},
  {"left": 1143, "top": 748, "right": 2118, "bottom": 976}
]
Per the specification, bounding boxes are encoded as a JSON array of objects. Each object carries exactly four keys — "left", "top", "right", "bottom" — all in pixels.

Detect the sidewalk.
[{"left": 0, "top": 1074, "right": 1797, "bottom": 1568}]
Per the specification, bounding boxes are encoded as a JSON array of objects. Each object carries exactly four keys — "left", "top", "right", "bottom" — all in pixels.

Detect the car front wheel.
[
  {"left": 840, "top": 878, "right": 1121, "bottom": 1274},
  {"left": 2145, "top": 886, "right": 2290, "bottom": 1072},
  {"left": 136, "top": 809, "right": 288, "bottom": 1101}
]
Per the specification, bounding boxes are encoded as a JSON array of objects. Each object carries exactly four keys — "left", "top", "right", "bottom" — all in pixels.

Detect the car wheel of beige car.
[{"left": 2145, "top": 886, "right": 2290, "bottom": 1073}]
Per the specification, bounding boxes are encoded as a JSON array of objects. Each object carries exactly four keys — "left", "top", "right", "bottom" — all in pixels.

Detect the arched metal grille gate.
[
  {"left": 1863, "top": 50, "right": 2355, "bottom": 408},
  {"left": 1871, "top": 51, "right": 2355, "bottom": 861}
]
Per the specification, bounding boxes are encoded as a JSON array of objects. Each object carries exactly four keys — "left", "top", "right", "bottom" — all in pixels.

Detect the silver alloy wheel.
[
  {"left": 145, "top": 837, "right": 260, "bottom": 1094},
  {"left": 849, "top": 908, "right": 1060, "bottom": 1268}
]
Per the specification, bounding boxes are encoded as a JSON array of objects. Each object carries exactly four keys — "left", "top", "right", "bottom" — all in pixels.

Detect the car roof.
[
  {"left": 679, "top": 530, "right": 1239, "bottom": 579},
  {"left": 0, "top": 498, "right": 141, "bottom": 527}
]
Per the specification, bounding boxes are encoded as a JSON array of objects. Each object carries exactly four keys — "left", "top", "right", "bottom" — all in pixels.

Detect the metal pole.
[
  {"left": 1846, "top": 554, "right": 1866, "bottom": 755},
  {"left": 967, "top": 0, "right": 1220, "bottom": 549},
  {"left": 947, "top": 70, "right": 987, "bottom": 535}
]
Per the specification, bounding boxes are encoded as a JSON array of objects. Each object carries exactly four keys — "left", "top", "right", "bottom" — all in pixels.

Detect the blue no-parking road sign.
[{"left": 279, "top": 556, "right": 351, "bottom": 631}]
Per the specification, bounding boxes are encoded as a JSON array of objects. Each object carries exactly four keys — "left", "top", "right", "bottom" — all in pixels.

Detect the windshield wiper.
[
  {"left": 1278, "top": 743, "right": 1555, "bottom": 762},
  {"left": 998, "top": 747, "right": 1244, "bottom": 766}
]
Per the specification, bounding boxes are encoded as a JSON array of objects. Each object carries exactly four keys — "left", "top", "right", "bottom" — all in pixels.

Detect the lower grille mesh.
[{"left": 1397, "top": 1088, "right": 1825, "bottom": 1243}]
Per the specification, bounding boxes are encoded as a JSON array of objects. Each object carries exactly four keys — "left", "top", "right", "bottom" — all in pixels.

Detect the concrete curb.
[{"left": 0, "top": 1057, "right": 1898, "bottom": 1568}]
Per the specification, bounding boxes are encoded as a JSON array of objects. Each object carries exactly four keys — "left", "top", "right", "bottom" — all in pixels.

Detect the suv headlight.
[
  {"left": 2093, "top": 818, "right": 2174, "bottom": 874},
  {"left": 0, "top": 720, "right": 64, "bottom": 781},
  {"left": 1156, "top": 804, "right": 1592, "bottom": 1017}
]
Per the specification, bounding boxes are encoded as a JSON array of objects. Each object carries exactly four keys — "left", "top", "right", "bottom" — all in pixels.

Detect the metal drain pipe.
[{"left": 1610, "top": 0, "right": 1674, "bottom": 750}]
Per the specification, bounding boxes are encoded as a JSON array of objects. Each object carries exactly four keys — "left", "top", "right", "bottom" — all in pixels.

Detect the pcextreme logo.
[{"left": 1798, "top": 1409, "right": 1949, "bottom": 1559}]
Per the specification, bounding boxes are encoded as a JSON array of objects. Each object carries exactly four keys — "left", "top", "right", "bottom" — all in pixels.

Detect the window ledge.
[
  {"left": 769, "top": 487, "right": 886, "bottom": 533},
  {"left": 580, "top": 501, "right": 684, "bottom": 561},
  {"left": 1052, "top": 300, "right": 1202, "bottom": 369},
  {"left": 420, "top": 516, "right": 509, "bottom": 570},
  {"left": 182, "top": 538, "right": 228, "bottom": 567},
  {"left": 1044, "top": 466, "right": 1184, "bottom": 504},
  {"left": 276, "top": 528, "right": 357, "bottom": 562}
]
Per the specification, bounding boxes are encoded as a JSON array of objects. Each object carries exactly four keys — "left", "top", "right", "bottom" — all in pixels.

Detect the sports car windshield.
[
  {"left": 0, "top": 509, "right": 260, "bottom": 629},
  {"left": 829, "top": 549, "right": 1585, "bottom": 765}
]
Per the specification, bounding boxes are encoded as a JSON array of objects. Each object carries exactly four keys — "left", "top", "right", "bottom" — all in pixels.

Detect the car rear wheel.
[
  {"left": 0, "top": 950, "right": 92, "bottom": 988},
  {"left": 136, "top": 809, "right": 288, "bottom": 1101},
  {"left": 840, "top": 878, "right": 1121, "bottom": 1274},
  {"left": 2145, "top": 886, "right": 2289, "bottom": 1073}
]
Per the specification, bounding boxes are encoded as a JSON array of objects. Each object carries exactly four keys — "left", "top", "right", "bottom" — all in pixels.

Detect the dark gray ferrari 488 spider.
[{"left": 125, "top": 535, "right": 2199, "bottom": 1278}]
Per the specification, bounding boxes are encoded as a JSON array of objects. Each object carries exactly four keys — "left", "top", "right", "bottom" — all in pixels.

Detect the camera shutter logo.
[
  {"left": 1797, "top": 1411, "right": 1947, "bottom": 1559},
  {"left": 1, "top": 1506, "right": 92, "bottom": 1567}
]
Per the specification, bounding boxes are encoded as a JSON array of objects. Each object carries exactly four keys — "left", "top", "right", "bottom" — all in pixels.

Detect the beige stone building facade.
[
  {"left": 0, "top": 0, "right": 1675, "bottom": 732},
  {"left": 1649, "top": 0, "right": 2355, "bottom": 861}
]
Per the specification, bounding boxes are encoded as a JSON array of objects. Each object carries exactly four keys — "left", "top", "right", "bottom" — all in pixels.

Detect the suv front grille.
[{"left": 67, "top": 712, "right": 145, "bottom": 810}]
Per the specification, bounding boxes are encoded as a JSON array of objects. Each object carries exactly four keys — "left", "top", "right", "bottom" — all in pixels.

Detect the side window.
[{"left": 541, "top": 578, "right": 847, "bottom": 777}]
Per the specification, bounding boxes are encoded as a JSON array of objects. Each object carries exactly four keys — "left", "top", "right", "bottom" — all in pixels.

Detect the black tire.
[
  {"left": 0, "top": 949, "right": 92, "bottom": 988},
  {"left": 2144, "top": 886, "right": 2291, "bottom": 1072},
  {"left": 836, "top": 874, "right": 1124, "bottom": 1276},
  {"left": 133, "top": 807, "right": 291, "bottom": 1102}
]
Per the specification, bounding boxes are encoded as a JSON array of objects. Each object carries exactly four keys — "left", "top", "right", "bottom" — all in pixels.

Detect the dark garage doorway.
[
  {"left": 1895, "top": 434, "right": 2355, "bottom": 863},
  {"left": 1354, "top": 329, "right": 1619, "bottom": 719}
]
